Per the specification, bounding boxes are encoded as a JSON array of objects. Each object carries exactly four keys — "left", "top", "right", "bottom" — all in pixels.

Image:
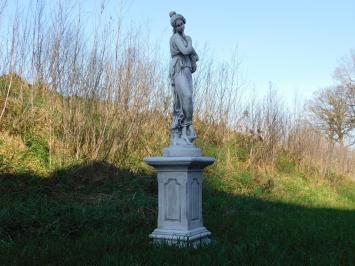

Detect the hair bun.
[{"left": 169, "top": 11, "right": 176, "bottom": 18}]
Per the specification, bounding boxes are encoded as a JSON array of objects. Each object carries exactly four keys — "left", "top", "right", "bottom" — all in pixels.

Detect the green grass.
[
  {"left": 0, "top": 161, "right": 354, "bottom": 265},
  {"left": 275, "top": 152, "right": 296, "bottom": 174},
  {"left": 0, "top": 74, "right": 354, "bottom": 264},
  {"left": 22, "top": 132, "right": 50, "bottom": 168}
]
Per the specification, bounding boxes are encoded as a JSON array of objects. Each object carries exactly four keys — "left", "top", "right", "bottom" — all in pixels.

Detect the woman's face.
[{"left": 175, "top": 19, "right": 185, "bottom": 34}]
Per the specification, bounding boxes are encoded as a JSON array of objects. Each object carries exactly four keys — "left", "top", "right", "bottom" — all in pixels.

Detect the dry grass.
[{"left": 0, "top": 1, "right": 354, "bottom": 182}]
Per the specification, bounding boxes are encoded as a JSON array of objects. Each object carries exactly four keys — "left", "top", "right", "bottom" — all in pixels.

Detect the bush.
[
  {"left": 22, "top": 132, "right": 49, "bottom": 169},
  {"left": 275, "top": 153, "right": 296, "bottom": 174}
]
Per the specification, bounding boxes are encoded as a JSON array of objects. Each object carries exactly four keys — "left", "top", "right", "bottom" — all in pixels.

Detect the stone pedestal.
[{"left": 144, "top": 153, "right": 214, "bottom": 247}]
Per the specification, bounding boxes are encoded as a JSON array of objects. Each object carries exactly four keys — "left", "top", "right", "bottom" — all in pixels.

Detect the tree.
[
  {"left": 334, "top": 50, "right": 355, "bottom": 143},
  {"left": 308, "top": 86, "right": 353, "bottom": 147}
]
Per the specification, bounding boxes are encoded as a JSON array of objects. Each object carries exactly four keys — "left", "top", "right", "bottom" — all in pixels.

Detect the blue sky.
[
  {"left": 4, "top": 0, "right": 355, "bottom": 107},
  {"left": 119, "top": 0, "right": 355, "bottom": 106}
]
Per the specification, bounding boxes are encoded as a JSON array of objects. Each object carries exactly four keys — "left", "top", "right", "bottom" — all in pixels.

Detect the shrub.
[{"left": 275, "top": 153, "right": 296, "bottom": 174}]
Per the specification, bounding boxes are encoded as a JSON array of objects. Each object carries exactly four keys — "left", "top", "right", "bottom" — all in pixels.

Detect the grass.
[
  {"left": 0, "top": 161, "right": 354, "bottom": 265},
  {"left": 0, "top": 74, "right": 354, "bottom": 264}
]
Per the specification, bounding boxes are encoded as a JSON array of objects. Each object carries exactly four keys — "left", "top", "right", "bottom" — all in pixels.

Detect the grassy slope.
[
  {"left": 0, "top": 163, "right": 354, "bottom": 265},
  {"left": 0, "top": 77, "right": 354, "bottom": 265}
]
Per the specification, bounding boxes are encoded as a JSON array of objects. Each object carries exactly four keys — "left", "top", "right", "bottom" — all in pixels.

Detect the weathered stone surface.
[
  {"left": 168, "top": 11, "right": 199, "bottom": 145},
  {"left": 143, "top": 12, "right": 215, "bottom": 248},
  {"left": 163, "top": 144, "right": 202, "bottom": 157},
  {"left": 144, "top": 156, "right": 214, "bottom": 247}
]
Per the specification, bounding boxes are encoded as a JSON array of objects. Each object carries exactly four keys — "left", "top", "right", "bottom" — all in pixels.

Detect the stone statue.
[
  {"left": 144, "top": 12, "right": 214, "bottom": 247},
  {"left": 169, "top": 11, "right": 199, "bottom": 145}
]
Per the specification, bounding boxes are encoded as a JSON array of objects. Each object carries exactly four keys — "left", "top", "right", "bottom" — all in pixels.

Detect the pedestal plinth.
[{"left": 144, "top": 155, "right": 214, "bottom": 247}]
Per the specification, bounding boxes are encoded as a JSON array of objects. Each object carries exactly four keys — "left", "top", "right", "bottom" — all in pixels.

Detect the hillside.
[{"left": 0, "top": 74, "right": 354, "bottom": 264}]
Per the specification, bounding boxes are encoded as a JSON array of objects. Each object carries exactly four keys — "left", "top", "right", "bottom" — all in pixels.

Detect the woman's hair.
[{"left": 169, "top": 11, "right": 186, "bottom": 33}]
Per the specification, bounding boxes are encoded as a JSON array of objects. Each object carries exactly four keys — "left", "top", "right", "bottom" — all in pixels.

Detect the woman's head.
[{"left": 169, "top": 11, "right": 186, "bottom": 34}]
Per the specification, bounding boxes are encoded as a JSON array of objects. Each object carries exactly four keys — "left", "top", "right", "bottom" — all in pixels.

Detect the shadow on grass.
[
  {"left": 0, "top": 161, "right": 157, "bottom": 198},
  {"left": 0, "top": 161, "right": 354, "bottom": 265}
]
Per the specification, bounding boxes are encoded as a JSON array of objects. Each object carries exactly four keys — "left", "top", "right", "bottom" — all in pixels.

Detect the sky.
[
  {"left": 4, "top": 0, "right": 355, "bottom": 107},
  {"left": 117, "top": 0, "right": 355, "bottom": 107}
]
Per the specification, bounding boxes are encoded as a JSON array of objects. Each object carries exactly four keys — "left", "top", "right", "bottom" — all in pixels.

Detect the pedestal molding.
[{"left": 145, "top": 155, "right": 214, "bottom": 247}]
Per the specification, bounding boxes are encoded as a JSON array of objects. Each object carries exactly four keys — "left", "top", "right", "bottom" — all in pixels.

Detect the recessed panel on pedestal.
[
  {"left": 164, "top": 178, "right": 181, "bottom": 221},
  {"left": 191, "top": 178, "right": 200, "bottom": 221}
]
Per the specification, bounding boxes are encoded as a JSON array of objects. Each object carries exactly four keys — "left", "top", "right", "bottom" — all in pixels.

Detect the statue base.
[
  {"left": 144, "top": 155, "right": 214, "bottom": 248},
  {"left": 163, "top": 144, "right": 202, "bottom": 157},
  {"left": 150, "top": 227, "right": 211, "bottom": 248}
]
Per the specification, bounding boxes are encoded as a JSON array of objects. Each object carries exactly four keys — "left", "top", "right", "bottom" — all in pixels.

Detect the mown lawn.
[{"left": 0, "top": 162, "right": 354, "bottom": 265}]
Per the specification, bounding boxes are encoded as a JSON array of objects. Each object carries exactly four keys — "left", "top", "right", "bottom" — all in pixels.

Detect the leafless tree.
[
  {"left": 334, "top": 51, "right": 355, "bottom": 136},
  {"left": 308, "top": 86, "right": 353, "bottom": 147}
]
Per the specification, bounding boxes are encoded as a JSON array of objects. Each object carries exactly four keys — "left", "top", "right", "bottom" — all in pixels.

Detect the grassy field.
[
  {"left": 0, "top": 3, "right": 354, "bottom": 263},
  {"left": 0, "top": 74, "right": 354, "bottom": 265},
  {"left": 0, "top": 161, "right": 354, "bottom": 265}
]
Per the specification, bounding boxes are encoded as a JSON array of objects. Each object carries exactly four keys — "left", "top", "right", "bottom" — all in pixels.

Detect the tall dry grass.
[{"left": 0, "top": 1, "right": 354, "bottom": 179}]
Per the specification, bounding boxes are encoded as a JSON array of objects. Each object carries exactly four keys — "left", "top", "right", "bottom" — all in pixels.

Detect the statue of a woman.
[{"left": 169, "top": 11, "right": 199, "bottom": 145}]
